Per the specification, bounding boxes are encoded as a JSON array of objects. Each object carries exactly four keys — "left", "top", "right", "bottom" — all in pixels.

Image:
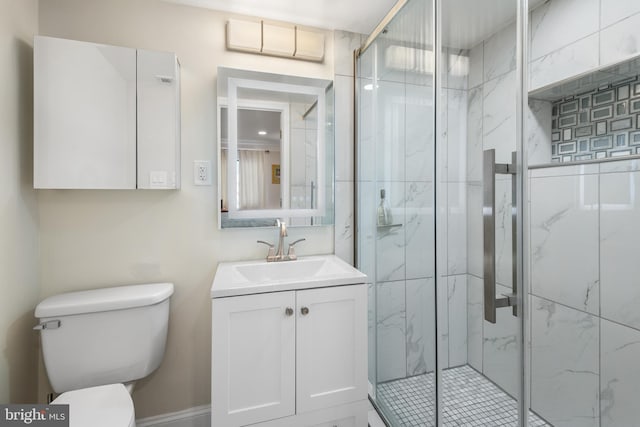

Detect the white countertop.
[{"left": 211, "top": 254, "right": 368, "bottom": 298}]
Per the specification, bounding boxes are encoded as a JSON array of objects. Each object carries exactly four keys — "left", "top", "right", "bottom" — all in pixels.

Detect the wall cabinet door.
[
  {"left": 34, "top": 36, "right": 137, "bottom": 189},
  {"left": 137, "top": 49, "right": 180, "bottom": 189},
  {"left": 296, "top": 285, "right": 368, "bottom": 413},
  {"left": 34, "top": 36, "right": 181, "bottom": 190},
  {"left": 212, "top": 292, "right": 296, "bottom": 427}
]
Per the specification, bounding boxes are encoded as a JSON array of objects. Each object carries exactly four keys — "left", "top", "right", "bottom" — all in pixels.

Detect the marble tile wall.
[
  {"left": 599, "top": 160, "right": 640, "bottom": 330},
  {"left": 530, "top": 169, "right": 600, "bottom": 314},
  {"left": 528, "top": 159, "right": 640, "bottom": 426},
  {"left": 530, "top": 296, "right": 600, "bottom": 427},
  {"left": 529, "top": 0, "right": 640, "bottom": 91},
  {"left": 600, "top": 319, "right": 640, "bottom": 427}
]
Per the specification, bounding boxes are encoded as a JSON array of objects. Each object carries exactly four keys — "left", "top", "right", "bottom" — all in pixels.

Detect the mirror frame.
[{"left": 225, "top": 77, "right": 326, "bottom": 219}]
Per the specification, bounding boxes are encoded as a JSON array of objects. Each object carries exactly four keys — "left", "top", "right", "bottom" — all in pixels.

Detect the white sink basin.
[{"left": 211, "top": 255, "right": 367, "bottom": 298}]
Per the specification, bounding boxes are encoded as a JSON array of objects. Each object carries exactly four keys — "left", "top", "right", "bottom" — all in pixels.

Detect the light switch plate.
[
  {"left": 193, "top": 160, "right": 211, "bottom": 186},
  {"left": 149, "top": 170, "right": 168, "bottom": 188}
]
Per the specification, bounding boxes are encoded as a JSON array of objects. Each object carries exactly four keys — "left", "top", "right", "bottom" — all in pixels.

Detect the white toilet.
[{"left": 34, "top": 282, "right": 174, "bottom": 427}]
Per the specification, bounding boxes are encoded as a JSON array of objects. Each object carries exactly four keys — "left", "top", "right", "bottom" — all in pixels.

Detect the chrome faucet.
[
  {"left": 256, "top": 219, "right": 306, "bottom": 262},
  {"left": 275, "top": 219, "right": 287, "bottom": 259}
]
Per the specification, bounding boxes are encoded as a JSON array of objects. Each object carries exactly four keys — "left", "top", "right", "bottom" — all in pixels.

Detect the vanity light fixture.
[{"left": 226, "top": 18, "right": 325, "bottom": 62}]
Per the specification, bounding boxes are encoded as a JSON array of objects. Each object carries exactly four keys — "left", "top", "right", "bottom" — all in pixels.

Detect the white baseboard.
[{"left": 136, "top": 405, "right": 211, "bottom": 427}]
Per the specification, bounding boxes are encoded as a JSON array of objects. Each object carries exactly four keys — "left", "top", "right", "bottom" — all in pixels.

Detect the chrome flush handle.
[{"left": 33, "top": 320, "right": 61, "bottom": 330}]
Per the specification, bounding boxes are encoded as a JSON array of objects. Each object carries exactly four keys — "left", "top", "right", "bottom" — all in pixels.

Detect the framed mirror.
[{"left": 217, "top": 67, "right": 334, "bottom": 229}]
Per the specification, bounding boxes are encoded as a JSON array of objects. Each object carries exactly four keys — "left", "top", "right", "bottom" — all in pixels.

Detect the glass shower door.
[
  {"left": 357, "top": 0, "right": 437, "bottom": 425},
  {"left": 437, "top": 0, "right": 534, "bottom": 425},
  {"left": 357, "top": 0, "right": 537, "bottom": 425}
]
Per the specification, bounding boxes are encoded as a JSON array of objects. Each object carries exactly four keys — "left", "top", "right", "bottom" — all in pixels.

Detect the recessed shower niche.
[{"left": 529, "top": 54, "right": 640, "bottom": 164}]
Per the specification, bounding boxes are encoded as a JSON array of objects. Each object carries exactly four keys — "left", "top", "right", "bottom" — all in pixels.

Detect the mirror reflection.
[
  {"left": 220, "top": 107, "right": 283, "bottom": 210},
  {"left": 217, "top": 67, "right": 334, "bottom": 229}
]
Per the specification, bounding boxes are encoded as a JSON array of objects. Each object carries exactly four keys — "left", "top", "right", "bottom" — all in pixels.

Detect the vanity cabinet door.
[
  {"left": 296, "top": 284, "right": 368, "bottom": 413},
  {"left": 212, "top": 292, "right": 296, "bottom": 427}
]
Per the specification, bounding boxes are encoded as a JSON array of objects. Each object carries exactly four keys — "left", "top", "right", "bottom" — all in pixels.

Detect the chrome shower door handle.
[{"left": 483, "top": 149, "right": 517, "bottom": 324}]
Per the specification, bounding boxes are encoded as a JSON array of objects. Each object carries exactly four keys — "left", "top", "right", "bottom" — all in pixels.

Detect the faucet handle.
[
  {"left": 286, "top": 238, "right": 306, "bottom": 260},
  {"left": 257, "top": 240, "right": 275, "bottom": 258}
]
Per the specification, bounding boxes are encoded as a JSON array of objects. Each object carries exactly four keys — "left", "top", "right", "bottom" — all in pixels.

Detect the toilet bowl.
[
  {"left": 35, "top": 283, "right": 174, "bottom": 427},
  {"left": 52, "top": 384, "right": 135, "bottom": 427}
]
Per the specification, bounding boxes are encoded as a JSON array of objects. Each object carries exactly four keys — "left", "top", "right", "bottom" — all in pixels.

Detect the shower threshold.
[{"left": 376, "top": 365, "right": 550, "bottom": 426}]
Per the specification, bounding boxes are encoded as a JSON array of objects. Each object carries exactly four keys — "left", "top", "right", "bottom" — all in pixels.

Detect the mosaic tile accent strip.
[
  {"left": 551, "top": 76, "right": 640, "bottom": 163},
  {"left": 376, "top": 365, "right": 549, "bottom": 426}
]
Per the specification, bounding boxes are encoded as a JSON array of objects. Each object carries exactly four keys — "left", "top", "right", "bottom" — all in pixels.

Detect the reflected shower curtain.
[{"left": 238, "top": 150, "right": 265, "bottom": 209}]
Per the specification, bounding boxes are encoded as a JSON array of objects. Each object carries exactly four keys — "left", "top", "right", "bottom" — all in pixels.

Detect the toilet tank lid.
[{"left": 35, "top": 283, "right": 174, "bottom": 318}]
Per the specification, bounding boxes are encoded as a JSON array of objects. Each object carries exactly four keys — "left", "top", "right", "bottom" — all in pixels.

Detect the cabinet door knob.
[
  {"left": 285, "top": 307, "right": 294, "bottom": 316},
  {"left": 301, "top": 307, "right": 309, "bottom": 315}
]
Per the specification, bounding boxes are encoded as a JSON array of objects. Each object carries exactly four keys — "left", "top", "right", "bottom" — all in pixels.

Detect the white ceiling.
[
  {"left": 166, "top": 0, "right": 547, "bottom": 50},
  {"left": 165, "top": 0, "right": 397, "bottom": 35},
  {"left": 442, "top": 0, "right": 546, "bottom": 49}
]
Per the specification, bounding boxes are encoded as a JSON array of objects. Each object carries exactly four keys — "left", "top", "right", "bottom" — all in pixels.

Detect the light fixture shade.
[
  {"left": 295, "top": 28, "right": 324, "bottom": 61},
  {"left": 262, "top": 22, "right": 295, "bottom": 57},
  {"left": 225, "top": 19, "right": 325, "bottom": 63},
  {"left": 226, "top": 19, "right": 261, "bottom": 53}
]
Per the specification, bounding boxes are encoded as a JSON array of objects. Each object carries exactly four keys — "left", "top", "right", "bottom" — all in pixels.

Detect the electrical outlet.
[{"left": 193, "top": 160, "right": 211, "bottom": 185}]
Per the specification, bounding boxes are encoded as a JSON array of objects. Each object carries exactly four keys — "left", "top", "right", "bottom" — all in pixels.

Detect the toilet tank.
[{"left": 35, "top": 283, "right": 174, "bottom": 393}]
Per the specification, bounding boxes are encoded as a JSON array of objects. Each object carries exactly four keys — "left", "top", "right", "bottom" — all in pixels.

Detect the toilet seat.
[{"left": 52, "top": 383, "right": 135, "bottom": 427}]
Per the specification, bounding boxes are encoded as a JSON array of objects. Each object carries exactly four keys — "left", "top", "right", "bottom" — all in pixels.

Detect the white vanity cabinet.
[
  {"left": 211, "top": 281, "right": 367, "bottom": 427},
  {"left": 295, "top": 286, "right": 367, "bottom": 413},
  {"left": 34, "top": 36, "right": 180, "bottom": 189},
  {"left": 212, "top": 291, "right": 296, "bottom": 426}
]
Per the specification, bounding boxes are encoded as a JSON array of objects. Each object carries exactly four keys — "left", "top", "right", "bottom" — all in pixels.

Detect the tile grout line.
[
  {"left": 598, "top": 0, "right": 602, "bottom": 67},
  {"left": 598, "top": 164, "right": 602, "bottom": 425}
]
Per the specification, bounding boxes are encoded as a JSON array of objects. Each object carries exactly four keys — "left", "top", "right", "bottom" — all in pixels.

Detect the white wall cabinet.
[
  {"left": 136, "top": 49, "right": 180, "bottom": 189},
  {"left": 34, "top": 36, "right": 180, "bottom": 189},
  {"left": 211, "top": 284, "right": 367, "bottom": 427}
]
